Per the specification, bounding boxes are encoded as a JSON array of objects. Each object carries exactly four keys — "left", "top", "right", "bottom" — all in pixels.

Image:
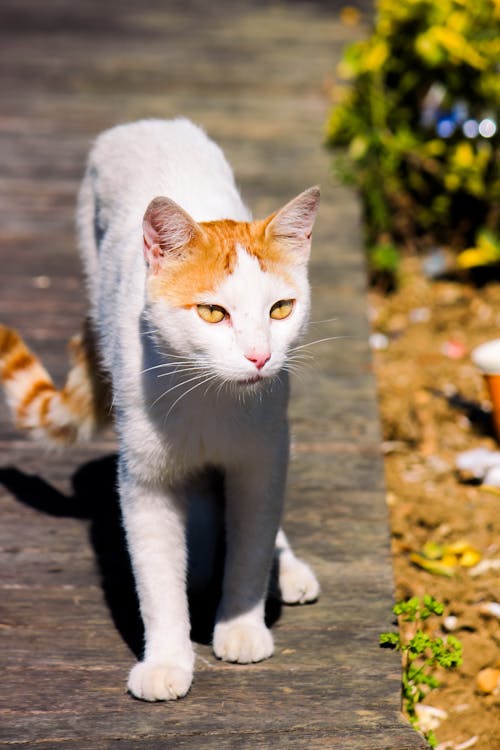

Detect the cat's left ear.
[
  {"left": 143, "top": 196, "right": 202, "bottom": 273},
  {"left": 264, "top": 186, "right": 320, "bottom": 262}
]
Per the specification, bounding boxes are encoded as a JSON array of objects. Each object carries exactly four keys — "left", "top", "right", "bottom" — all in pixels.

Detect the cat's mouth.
[{"left": 236, "top": 374, "right": 264, "bottom": 386}]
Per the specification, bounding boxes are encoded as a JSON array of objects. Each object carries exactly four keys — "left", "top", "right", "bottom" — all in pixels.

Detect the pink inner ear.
[
  {"left": 142, "top": 215, "right": 164, "bottom": 273},
  {"left": 143, "top": 216, "right": 160, "bottom": 250},
  {"left": 142, "top": 196, "right": 201, "bottom": 272},
  {"left": 265, "top": 186, "right": 320, "bottom": 259}
]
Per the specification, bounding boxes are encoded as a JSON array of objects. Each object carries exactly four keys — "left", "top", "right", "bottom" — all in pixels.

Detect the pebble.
[
  {"left": 456, "top": 448, "right": 500, "bottom": 479},
  {"left": 409, "top": 307, "right": 431, "bottom": 323},
  {"left": 469, "top": 558, "right": 500, "bottom": 577},
  {"left": 422, "top": 247, "right": 449, "bottom": 278},
  {"left": 443, "top": 615, "right": 459, "bottom": 631},
  {"left": 369, "top": 332, "right": 389, "bottom": 350},
  {"left": 476, "top": 667, "right": 500, "bottom": 694},
  {"left": 479, "top": 602, "right": 500, "bottom": 619},
  {"left": 441, "top": 339, "right": 467, "bottom": 359},
  {"left": 484, "top": 464, "right": 500, "bottom": 487}
]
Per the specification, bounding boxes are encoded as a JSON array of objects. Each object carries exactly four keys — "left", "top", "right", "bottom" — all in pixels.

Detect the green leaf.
[
  {"left": 380, "top": 631, "right": 400, "bottom": 647},
  {"left": 370, "top": 242, "right": 400, "bottom": 273}
]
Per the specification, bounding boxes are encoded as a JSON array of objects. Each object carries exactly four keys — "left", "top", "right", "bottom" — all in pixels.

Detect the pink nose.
[{"left": 245, "top": 351, "right": 271, "bottom": 370}]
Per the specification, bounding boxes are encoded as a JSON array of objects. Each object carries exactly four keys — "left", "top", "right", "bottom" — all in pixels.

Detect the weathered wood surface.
[{"left": 0, "top": 1, "right": 428, "bottom": 748}]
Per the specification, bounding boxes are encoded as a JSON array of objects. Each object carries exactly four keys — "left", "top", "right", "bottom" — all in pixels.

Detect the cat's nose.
[{"left": 245, "top": 351, "right": 271, "bottom": 370}]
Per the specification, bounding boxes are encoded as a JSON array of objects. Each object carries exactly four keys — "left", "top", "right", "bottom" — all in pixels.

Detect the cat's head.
[{"left": 143, "top": 187, "right": 319, "bottom": 386}]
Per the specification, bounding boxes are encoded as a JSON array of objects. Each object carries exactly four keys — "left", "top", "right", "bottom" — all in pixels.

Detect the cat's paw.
[
  {"left": 127, "top": 661, "right": 193, "bottom": 701},
  {"left": 279, "top": 556, "right": 320, "bottom": 604},
  {"left": 213, "top": 621, "right": 274, "bottom": 663}
]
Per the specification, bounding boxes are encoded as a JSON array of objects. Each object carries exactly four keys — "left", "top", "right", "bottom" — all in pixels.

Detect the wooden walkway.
[{"left": 0, "top": 1, "right": 427, "bottom": 748}]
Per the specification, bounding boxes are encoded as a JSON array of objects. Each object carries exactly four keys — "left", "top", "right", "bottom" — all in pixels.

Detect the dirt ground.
[{"left": 369, "top": 258, "right": 500, "bottom": 750}]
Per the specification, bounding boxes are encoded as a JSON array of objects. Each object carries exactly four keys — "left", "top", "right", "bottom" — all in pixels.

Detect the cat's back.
[
  {"left": 88, "top": 118, "right": 249, "bottom": 226},
  {"left": 92, "top": 118, "right": 227, "bottom": 184}
]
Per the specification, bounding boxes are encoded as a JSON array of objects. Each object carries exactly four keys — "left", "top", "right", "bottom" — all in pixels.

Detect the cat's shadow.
[{"left": 0, "top": 455, "right": 281, "bottom": 658}]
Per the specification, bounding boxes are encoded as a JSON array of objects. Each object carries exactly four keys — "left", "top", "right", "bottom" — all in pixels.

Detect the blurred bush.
[{"left": 326, "top": 0, "right": 500, "bottom": 282}]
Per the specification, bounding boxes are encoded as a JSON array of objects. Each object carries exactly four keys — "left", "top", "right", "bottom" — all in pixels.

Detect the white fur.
[{"left": 77, "top": 118, "right": 319, "bottom": 701}]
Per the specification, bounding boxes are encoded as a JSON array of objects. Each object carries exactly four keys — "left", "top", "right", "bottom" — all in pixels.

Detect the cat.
[{"left": 0, "top": 118, "right": 320, "bottom": 701}]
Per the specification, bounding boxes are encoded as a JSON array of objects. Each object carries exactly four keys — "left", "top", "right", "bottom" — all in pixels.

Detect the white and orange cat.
[{"left": 0, "top": 118, "right": 320, "bottom": 701}]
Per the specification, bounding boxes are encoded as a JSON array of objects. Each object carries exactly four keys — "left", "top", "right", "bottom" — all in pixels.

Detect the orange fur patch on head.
[{"left": 148, "top": 217, "right": 294, "bottom": 307}]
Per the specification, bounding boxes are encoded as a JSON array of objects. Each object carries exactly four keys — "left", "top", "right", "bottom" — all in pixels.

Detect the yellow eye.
[
  {"left": 197, "top": 304, "right": 227, "bottom": 324},
  {"left": 270, "top": 299, "right": 294, "bottom": 320}
]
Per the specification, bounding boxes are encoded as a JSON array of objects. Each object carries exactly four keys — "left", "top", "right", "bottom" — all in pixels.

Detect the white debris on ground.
[
  {"left": 436, "top": 736, "right": 479, "bottom": 750},
  {"left": 455, "top": 447, "right": 500, "bottom": 486},
  {"left": 478, "top": 601, "right": 500, "bottom": 619},
  {"left": 415, "top": 703, "right": 448, "bottom": 732}
]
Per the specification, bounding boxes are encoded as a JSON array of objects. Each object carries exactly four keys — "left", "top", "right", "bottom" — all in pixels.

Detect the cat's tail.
[{"left": 0, "top": 320, "right": 111, "bottom": 447}]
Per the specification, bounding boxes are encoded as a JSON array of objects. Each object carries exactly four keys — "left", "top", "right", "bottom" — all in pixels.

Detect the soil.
[{"left": 369, "top": 258, "right": 500, "bottom": 750}]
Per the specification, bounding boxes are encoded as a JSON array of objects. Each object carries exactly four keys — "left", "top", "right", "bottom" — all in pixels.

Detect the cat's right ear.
[
  {"left": 143, "top": 197, "right": 202, "bottom": 273},
  {"left": 264, "top": 186, "right": 320, "bottom": 262}
]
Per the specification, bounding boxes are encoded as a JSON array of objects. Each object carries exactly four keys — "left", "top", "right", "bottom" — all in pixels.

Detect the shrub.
[{"left": 326, "top": 0, "right": 500, "bottom": 277}]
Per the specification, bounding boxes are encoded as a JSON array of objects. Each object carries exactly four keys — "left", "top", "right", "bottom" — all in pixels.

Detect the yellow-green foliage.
[{"left": 327, "top": 0, "right": 500, "bottom": 272}]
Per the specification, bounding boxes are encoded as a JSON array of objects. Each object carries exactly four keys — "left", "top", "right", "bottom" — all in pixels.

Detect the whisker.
[
  {"left": 285, "top": 359, "right": 314, "bottom": 374},
  {"left": 157, "top": 366, "right": 209, "bottom": 378},
  {"left": 282, "top": 366, "right": 307, "bottom": 384},
  {"left": 156, "top": 351, "right": 210, "bottom": 362},
  {"left": 290, "top": 335, "right": 349, "bottom": 352},
  {"left": 203, "top": 378, "right": 218, "bottom": 398},
  {"left": 150, "top": 371, "right": 213, "bottom": 408},
  {"left": 216, "top": 378, "right": 227, "bottom": 397},
  {"left": 141, "top": 361, "right": 198, "bottom": 375},
  {"left": 309, "top": 317, "right": 339, "bottom": 325},
  {"left": 163, "top": 374, "right": 220, "bottom": 422},
  {"left": 287, "top": 351, "right": 315, "bottom": 362}
]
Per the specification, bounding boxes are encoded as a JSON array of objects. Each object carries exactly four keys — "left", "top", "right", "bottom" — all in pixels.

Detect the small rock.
[
  {"left": 484, "top": 464, "right": 500, "bottom": 487},
  {"left": 476, "top": 667, "right": 500, "bottom": 694},
  {"left": 443, "top": 615, "right": 459, "bottom": 631},
  {"left": 441, "top": 339, "right": 467, "bottom": 359},
  {"left": 469, "top": 558, "right": 500, "bottom": 577},
  {"left": 369, "top": 332, "right": 389, "bottom": 350},
  {"left": 409, "top": 307, "right": 431, "bottom": 323},
  {"left": 456, "top": 448, "right": 500, "bottom": 479},
  {"left": 478, "top": 602, "right": 500, "bottom": 619},
  {"left": 422, "top": 247, "right": 449, "bottom": 278}
]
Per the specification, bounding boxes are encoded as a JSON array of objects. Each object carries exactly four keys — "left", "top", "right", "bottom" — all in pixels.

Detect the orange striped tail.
[{"left": 0, "top": 321, "right": 111, "bottom": 447}]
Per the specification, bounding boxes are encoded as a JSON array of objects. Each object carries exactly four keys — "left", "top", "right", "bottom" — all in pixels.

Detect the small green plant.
[{"left": 380, "top": 595, "right": 462, "bottom": 748}]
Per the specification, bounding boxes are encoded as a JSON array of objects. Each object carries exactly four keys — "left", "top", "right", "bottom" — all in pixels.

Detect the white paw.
[
  {"left": 213, "top": 621, "right": 274, "bottom": 663},
  {"left": 279, "top": 556, "right": 320, "bottom": 604},
  {"left": 127, "top": 661, "right": 193, "bottom": 701}
]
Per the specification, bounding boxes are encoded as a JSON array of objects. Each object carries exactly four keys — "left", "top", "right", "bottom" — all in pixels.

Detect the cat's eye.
[
  {"left": 197, "top": 304, "right": 227, "bottom": 324},
  {"left": 270, "top": 299, "right": 295, "bottom": 320}
]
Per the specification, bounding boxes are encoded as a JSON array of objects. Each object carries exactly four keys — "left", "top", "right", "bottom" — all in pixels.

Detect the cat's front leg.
[
  {"left": 275, "top": 528, "right": 320, "bottom": 604},
  {"left": 119, "top": 462, "right": 194, "bottom": 701},
  {"left": 213, "top": 456, "right": 286, "bottom": 663}
]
